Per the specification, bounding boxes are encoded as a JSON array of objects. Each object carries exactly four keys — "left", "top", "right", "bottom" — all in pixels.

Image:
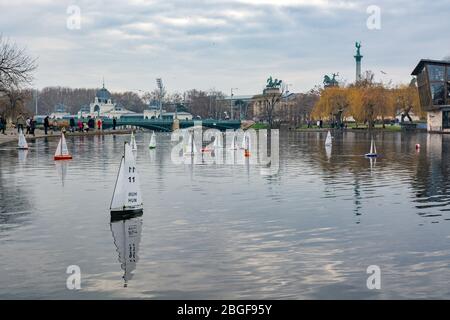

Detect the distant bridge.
[{"left": 101, "top": 118, "right": 241, "bottom": 132}]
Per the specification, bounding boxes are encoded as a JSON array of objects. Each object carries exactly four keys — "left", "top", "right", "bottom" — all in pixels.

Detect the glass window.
[
  {"left": 430, "top": 83, "right": 445, "bottom": 105},
  {"left": 418, "top": 84, "right": 430, "bottom": 108},
  {"left": 417, "top": 68, "right": 427, "bottom": 87},
  {"left": 428, "top": 64, "right": 445, "bottom": 81},
  {"left": 443, "top": 111, "right": 450, "bottom": 129},
  {"left": 447, "top": 67, "right": 450, "bottom": 103}
]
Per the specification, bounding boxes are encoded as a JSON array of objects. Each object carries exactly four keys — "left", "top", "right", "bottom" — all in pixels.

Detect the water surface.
[{"left": 0, "top": 131, "right": 450, "bottom": 299}]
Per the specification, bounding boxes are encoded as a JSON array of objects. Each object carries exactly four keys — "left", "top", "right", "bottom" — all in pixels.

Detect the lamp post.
[
  {"left": 230, "top": 88, "right": 238, "bottom": 120},
  {"left": 283, "top": 83, "right": 292, "bottom": 123},
  {"left": 34, "top": 88, "right": 39, "bottom": 115},
  {"left": 156, "top": 78, "right": 163, "bottom": 119}
]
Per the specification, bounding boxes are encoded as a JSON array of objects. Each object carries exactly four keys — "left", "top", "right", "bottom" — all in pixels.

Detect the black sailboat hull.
[{"left": 110, "top": 209, "right": 143, "bottom": 222}]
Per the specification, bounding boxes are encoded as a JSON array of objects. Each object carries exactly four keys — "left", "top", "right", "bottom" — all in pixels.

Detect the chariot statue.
[
  {"left": 323, "top": 73, "right": 339, "bottom": 87},
  {"left": 266, "top": 76, "right": 282, "bottom": 88}
]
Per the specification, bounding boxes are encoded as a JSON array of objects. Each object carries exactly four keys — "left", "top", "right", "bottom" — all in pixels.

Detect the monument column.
[{"left": 354, "top": 42, "right": 363, "bottom": 81}]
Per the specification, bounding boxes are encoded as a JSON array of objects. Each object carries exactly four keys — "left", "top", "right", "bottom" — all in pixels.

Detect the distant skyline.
[{"left": 1, "top": 0, "right": 449, "bottom": 95}]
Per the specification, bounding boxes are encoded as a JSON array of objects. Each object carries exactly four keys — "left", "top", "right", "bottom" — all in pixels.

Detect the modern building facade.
[{"left": 412, "top": 59, "right": 450, "bottom": 132}]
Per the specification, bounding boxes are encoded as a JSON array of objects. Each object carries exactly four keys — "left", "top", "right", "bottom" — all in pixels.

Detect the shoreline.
[{"left": 0, "top": 128, "right": 132, "bottom": 146}]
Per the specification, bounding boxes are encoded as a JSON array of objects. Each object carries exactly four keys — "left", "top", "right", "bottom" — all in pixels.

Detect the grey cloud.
[{"left": 0, "top": 0, "right": 448, "bottom": 94}]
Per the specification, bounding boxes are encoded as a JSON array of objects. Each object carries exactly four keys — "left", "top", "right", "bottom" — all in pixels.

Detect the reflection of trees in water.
[
  {"left": 0, "top": 155, "right": 33, "bottom": 235},
  {"left": 299, "top": 131, "right": 432, "bottom": 221}
]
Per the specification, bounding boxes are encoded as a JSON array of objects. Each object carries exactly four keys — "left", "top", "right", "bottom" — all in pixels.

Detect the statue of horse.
[
  {"left": 324, "top": 73, "right": 339, "bottom": 87},
  {"left": 266, "top": 76, "right": 282, "bottom": 88}
]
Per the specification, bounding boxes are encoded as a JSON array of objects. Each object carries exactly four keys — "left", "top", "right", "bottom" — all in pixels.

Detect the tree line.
[
  {"left": 0, "top": 36, "right": 424, "bottom": 128},
  {"left": 312, "top": 71, "right": 423, "bottom": 128}
]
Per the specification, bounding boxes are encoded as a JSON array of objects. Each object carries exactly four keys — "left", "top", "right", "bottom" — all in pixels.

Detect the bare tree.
[
  {"left": 0, "top": 35, "right": 37, "bottom": 93},
  {"left": 262, "top": 86, "right": 285, "bottom": 128}
]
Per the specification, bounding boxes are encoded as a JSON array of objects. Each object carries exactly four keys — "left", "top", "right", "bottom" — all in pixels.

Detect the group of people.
[
  {"left": 305, "top": 119, "right": 347, "bottom": 129},
  {"left": 0, "top": 113, "right": 116, "bottom": 136},
  {"left": 15, "top": 113, "right": 37, "bottom": 136},
  {"left": 70, "top": 117, "right": 103, "bottom": 133}
]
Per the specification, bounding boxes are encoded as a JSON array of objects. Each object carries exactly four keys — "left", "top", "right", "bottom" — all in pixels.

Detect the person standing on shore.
[
  {"left": 30, "top": 117, "right": 36, "bottom": 136},
  {"left": 97, "top": 118, "right": 102, "bottom": 131},
  {"left": 77, "top": 119, "right": 83, "bottom": 132},
  {"left": 112, "top": 117, "right": 117, "bottom": 130},
  {"left": 0, "top": 115, "right": 6, "bottom": 135},
  {"left": 69, "top": 117, "right": 75, "bottom": 132},
  {"left": 26, "top": 117, "right": 31, "bottom": 134},
  {"left": 16, "top": 113, "right": 25, "bottom": 133},
  {"left": 44, "top": 116, "right": 49, "bottom": 135}
]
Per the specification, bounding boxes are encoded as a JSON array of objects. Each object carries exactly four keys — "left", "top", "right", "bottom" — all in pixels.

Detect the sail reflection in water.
[
  {"left": 55, "top": 161, "right": 68, "bottom": 186},
  {"left": 110, "top": 214, "right": 143, "bottom": 287}
]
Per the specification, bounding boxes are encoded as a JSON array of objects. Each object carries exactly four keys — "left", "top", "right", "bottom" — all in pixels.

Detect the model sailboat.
[
  {"left": 130, "top": 131, "right": 137, "bottom": 152},
  {"left": 244, "top": 133, "right": 251, "bottom": 157},
  {"left": 54, "top": 132, "right": 72, "bottom": 160},
  {"left": 17, "top": 129, "right": 28, "bottom": 150},
  {"left": 110, "top": 142, "right": 143, "bottom": 217},
  {"left": 365, "top": 137, "right": 378, "bottom": 158},
  {"left": 148, "top": 131, "right": 156, "bottom": 149},
  {"left": 325, "top": 131, "right": 332, "bottom": 146}
]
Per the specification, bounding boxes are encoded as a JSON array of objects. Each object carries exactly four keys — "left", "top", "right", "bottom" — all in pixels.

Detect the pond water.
[{"left": 0, "top": 130, "right": 450, "bottom": 299}]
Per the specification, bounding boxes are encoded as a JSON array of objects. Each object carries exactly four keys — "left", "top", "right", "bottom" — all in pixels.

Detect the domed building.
[
  {"left": 78, "top": 81, "right": 134, "bottom": 118},
  {"left": 89, "top": 83, "right": 116, "bottom": 115}
]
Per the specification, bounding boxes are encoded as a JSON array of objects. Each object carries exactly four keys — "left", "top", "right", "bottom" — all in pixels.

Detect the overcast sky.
[{"left": 1, "top": 0, "right": 449, "bottom": 95}]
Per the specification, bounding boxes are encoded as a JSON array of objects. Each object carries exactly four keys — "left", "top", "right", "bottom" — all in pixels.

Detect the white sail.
[
  {"left": 110, "top": 143, "right": 143, "bottom": 212},
  {"left": 365, "top": 137, "right": 378, "bottom": 157},
  {"left": 229, "top": 133, "right": 237, "bottom": 150},
  {"left": 213, "top": 133, "right": 223, "bottom": 149},
  {"left": 54, "top": 133, "right": 70, "bottom": 157},
  {"left": 241, "top": 132, "right": 247, "bottom": 149},
  {"left": 130, "top": 131, "right": 137, "bottom": 151},
  {"left": 325, "top": 131, "right": 332, "bottom": 146},
  {"left": 369, "top": 138, "right": 377, "bottom": 154},
  {"left": 244, "top": 134, "right": 251, "bottom": 150},
  {"left": 17, "top": 129, "right": 28, "bottom": 149},
  {"left": 148, "top": 132, "right": 156, "bottom": 149},
  {"left": 110, "top": 216, "right": 142, "bottom": 286}
]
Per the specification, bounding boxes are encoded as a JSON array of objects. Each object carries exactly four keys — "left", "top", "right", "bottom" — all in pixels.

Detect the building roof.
[
  {"left": 222, "top": 95, "right": 255, "bottom": 101},
  {"left": 411, "top": 59, "right": 450, "bottom": 76},
  {"left": 164, "top": 111, "right": 192, "bottom": 115},
  {"left": 96, "top": 87, "right": 112, "bottom": 101}
]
